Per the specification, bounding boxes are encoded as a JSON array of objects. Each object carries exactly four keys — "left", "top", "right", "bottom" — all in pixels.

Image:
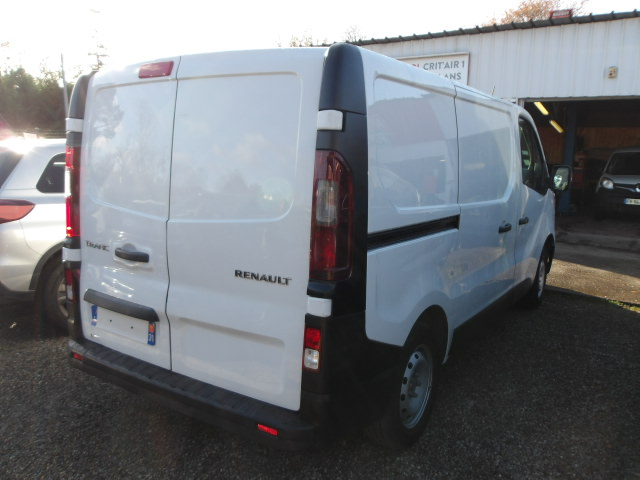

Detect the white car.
[
  {"left": 595, "top": 148, "right": 640, "bottom": 218},
  {"left": 0, "top": 137, "right": 67, "bottom": 330}
]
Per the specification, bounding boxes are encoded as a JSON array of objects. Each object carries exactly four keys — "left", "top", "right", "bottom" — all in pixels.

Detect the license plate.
[
  {"left": 89, "top": 305, "right": 153, "bottom": 344},
  {"left": 624, "top": 198, "right": 640, "bottom": 206}
]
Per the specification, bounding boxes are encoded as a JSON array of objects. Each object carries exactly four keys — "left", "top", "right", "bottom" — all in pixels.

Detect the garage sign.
[{"left": 400, "top": 53, "right": 470, "bottom": 84}]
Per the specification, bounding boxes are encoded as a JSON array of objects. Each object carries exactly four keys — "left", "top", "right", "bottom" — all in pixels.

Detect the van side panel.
[
  {"left": 167, "top": 50, "right": 326, "bottom": 411},
  {"left": 361, "top": 56, "right": 460, "bottom": 346},
  {"left": 452, "top": 88, "right": 518, "bottom": 326}
]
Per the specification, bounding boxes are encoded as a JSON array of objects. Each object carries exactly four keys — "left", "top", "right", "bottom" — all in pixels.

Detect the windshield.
[
  {"left": 606, "top": 152, "right": 640, "bottom": 175},
  {"left": 0, "top": 149, "right": 22, "bottom": 188}
]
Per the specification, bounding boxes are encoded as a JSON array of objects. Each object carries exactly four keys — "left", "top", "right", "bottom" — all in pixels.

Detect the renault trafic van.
[{"left": 65, "top": 44, "right": 568, "bottom": 450}]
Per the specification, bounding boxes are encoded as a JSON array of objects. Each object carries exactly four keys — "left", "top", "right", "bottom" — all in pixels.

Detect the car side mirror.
[{"left": 550, "top": 165, "right": 571, "bottom": 192}]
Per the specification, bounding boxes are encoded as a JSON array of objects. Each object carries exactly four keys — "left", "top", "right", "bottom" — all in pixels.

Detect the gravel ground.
[{"left": 1, "top": 290, "right": 639, "bottom": 479}]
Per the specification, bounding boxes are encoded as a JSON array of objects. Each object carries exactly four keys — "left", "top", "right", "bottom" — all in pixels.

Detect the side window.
[
  {"left": 370, "top": 78, "right": 458, "bottom": 209},
  {"left": 0, "top": 150, "right": 22, "bottom": 187},
  {"left": 36, "top": 153, "right": 66, "bottom": 193},
  {"left": 519, "top": 119, "right": 548, "bottom": 194},
  {"left": 457, "top": 98, "right": 513, "bottom": 204}
]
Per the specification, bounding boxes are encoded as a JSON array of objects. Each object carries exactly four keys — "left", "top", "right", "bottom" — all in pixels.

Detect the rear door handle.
[
  {"left": 115, "top": 247, "right": 149, "bottom": 263},
  {"left": 498, "top": 223, "right": 512, "bottom": 234},
  {"left": 519, "top": 216, "right": 530, "bottom": 225}
]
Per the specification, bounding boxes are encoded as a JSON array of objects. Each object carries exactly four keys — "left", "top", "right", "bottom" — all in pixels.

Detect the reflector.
[
  {"left": 257, "top": 424, "right": 279, "bottom": 436},
  {"left": 304, "top": 327, "right": 321, "bottom": 350}
]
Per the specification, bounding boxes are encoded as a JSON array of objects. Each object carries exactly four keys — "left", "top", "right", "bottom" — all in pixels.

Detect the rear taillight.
[
  {"left": 303, "top": 326, "right": 322, "bottom": 371},
  {"left": 0, "top": 200, "right": 35, "bottom": 224},
  {"left": 65, "top": 146, "right": 81, "bottom": 238},
  {"left": 309, "top": 150, "right": 353, "bottom": 281}
]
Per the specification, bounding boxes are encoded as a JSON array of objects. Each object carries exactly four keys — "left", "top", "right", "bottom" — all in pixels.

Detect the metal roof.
[
  {"left": 347, "top": 10, "right": 640, "bottom": 101},
  {"left": 352, "top": 10, "right": 640, "bottom": 46}
]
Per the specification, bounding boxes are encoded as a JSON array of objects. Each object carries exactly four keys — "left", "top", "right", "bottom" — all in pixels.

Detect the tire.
[
  {"left": 366, "top": 333, "right": 438, "bottom": 449},
  {"left": 39, "top": 259, "right": 68, "bottom": 332},
  {"left": 521, "top": 249, "right": 549, "bottom": 309}
]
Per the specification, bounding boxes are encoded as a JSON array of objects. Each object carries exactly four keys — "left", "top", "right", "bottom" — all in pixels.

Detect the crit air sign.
[{"left": 400, "top": 53, "right": 470, "bottom": 84}]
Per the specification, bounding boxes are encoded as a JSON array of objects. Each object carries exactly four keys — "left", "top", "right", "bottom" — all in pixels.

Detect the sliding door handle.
[
  {"left": 498, "top": 223, "right": 512, "bottom": 234},
  {"left": 519, "top": 217, "right": 530, "bottom": 225}
]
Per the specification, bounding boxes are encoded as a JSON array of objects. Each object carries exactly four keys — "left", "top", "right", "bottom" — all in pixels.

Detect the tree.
[
  {"left": 0, "top": 69, "right": 37, "bottom": 132},
  {"left": 487, "top": 0, "right": 587, "bottom": 24},
  {"left": 0, "top": 68, "right": 69, "bottom": 137},
  {"left": 1, "top": 41, "right": 11, "bottom": 73},
  {"left": 34, "top": 69, "right": 68, "bottom": 135},
  {"left": 87, "top": 7, "right": 109, "bottom": 71},
  {"left": 286, "top": 26, "right": 365, "bottom": 47},
  {"left": 283, "top": 32, "right": 329, "bottom": 47},
  {"left": 288, "top": 34, "right": 315, "bottom": 47},
  {"left": 88, "top": 43, "right": 109, "bottom": 71},
  {"left": 344, "top": 25, "right": 365, "bottom": 43}
]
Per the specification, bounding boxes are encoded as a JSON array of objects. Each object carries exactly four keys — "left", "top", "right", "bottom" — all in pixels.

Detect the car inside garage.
[{"left": 526, "top": 98, "right": 640, "bottom": 216}]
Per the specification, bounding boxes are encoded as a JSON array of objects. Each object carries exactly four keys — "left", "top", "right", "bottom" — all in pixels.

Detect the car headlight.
[{"left": 600, "top": 177, "right": 614, "bottom": 190}]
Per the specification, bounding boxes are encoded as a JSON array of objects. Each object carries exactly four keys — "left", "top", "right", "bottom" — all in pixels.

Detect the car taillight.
[
  {"left": 65, "top": 146, "right": 81, "bottom": 237},
  {"left": 309, "top": 150, "right": 353, "bottom": 281},
  {"left": 0, "top": 200, "right": 35, "bottom": 224},
  {"left": 303, "top": 326, "right": 322, "bottom": 371}
]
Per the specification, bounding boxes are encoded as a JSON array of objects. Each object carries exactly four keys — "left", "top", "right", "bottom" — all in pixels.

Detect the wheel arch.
[
  {"left": 29, "top": 242, "right": 64, "bottom": 291},
  {"left": 410, "top": 305, "right": 449, "bottom": 365}
]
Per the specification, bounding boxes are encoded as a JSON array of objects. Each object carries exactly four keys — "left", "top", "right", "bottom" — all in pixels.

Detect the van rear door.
[
  {"left": 166, "top": 50, "right": 326, "bottom": 411},
  {"left": 79, "top": 60, "right": 178, "bottom": 369}
]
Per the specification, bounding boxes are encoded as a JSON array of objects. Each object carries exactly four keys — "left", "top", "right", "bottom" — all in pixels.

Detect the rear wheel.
[
  {"left": 39, "top": 259, "right": 68, "bottom": 332},
  {"left": 366, "top": 333, "right": 438, "bottom": 449}
]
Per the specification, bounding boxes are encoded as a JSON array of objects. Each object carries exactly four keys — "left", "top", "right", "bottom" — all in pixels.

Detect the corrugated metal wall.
[{"left": 363, "top": 17, "right": 640, "bottom": 100}]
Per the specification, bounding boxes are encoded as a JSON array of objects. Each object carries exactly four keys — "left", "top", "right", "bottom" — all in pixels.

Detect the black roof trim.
[
  {"left": 319, "top": 43, "right": 366, "bottom": 114},
  {"left": 347, "top": 10, "right": 639, "bottom": 46}
]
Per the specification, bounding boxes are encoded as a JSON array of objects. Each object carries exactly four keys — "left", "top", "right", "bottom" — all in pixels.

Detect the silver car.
[
  {"left": 594, "top": 148, "right": 640, "bottom": 218},
  {"left": 0, "top": 137, "right": 67, "bottom": 330}
]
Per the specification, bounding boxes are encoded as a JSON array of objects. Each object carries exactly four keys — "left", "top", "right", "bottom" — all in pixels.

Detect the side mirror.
[{"left": 550, "top": 165, "right": 571, "bottom": 192}]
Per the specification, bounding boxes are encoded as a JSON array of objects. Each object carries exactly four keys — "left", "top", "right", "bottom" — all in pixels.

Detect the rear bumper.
[
  {"left": 68, "top": 338, "right": 332, "bottom": 450},
  {"left": 0, "top": 279, "right": 34, "bottom": 300}
]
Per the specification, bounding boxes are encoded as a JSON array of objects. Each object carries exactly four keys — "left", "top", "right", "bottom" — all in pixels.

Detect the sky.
[{"left": 2, "top": 0, "right": 638, "bottom": 78}]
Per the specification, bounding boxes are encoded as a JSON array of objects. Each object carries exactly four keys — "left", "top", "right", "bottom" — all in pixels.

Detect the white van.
[{"left": 64, "top": 44, "right": 569, "bottom": 450}]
